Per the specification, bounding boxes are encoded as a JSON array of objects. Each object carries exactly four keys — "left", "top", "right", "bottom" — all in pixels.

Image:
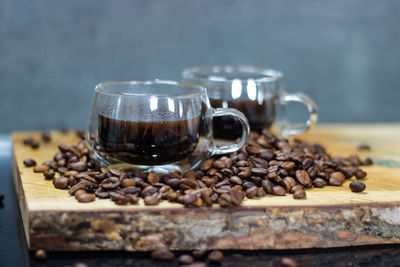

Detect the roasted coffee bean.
[
  {"left": 0, "top": 194, "right": 4, "bottom": 202},
  {"left": 121, "top": 178, "right": 136, "bottom": 187},
  {"left": 43, "top": 170, "right": 55, "bottom": 179},
  {"left": 256, "top": 187, "right": 266, "bottom": 197},
  {"left": 200, "top": 159, "right": 213, "bottom": 171},
  {"left": 30, "top": 140, "right": 40, "bottom": 149},
  {"left": 272, "top": 185, "right": 286, "bottom": 196},
  {"left": 230, "top": 188, "right": 243, "bottom": 205},
  {"left": 53, "top": 177, "right": 69, "bottom": 189},
  {"left": 23, "top": 137, "right": 34, "bottom": 145},
  {"left": 95, "top": 189, "right": 109, "bottom": 199},
  {"left": 192, "top": 249, "right": 207, "bottom": 259},
  {"left": 259, "top": 151, "right": 274, "bottom": 160},
  {"left": 246, "top": 146, "right": 260, "bottom": 155},
  {"left": 69, "top": 180, "right": 94, "bottom": 195},
  {"left": 329, "top": 172, "right": 345, "bottom": 186},
  {"left": 147, "top": 172, "right": 160, "bottom": 185},
  {"left": 280, "top": 257, "right": 298, "bottom": 267},
  {"left": 57, "top": 159, "right": 66, "bottom": 167},
  {"left": 33, "top": 165, "right": 50, "bottom": 173},
  {"left": 73, "top": 262, "right": 89, "bottom": 267},
  {"left": 362, "top": 157, "right": 373, "bottom": 165},
  {"left": 350, "top": 181, "right": 366, "bottom": 192},
  {"left": 291, "top": 185, "right": 304, "bottom": 193},
  {"left": 238, "top": 169, "right": 251, "bottom": 179},
  {"left": 142, "top": 186, "right": 158, "bottom": 197},
  {"left": 295, "top": 170, "right": 312, "bottom": 187},
  {"left": 218, "top": 193, "right": 232, "bottom": 207},
  {"left": 208, "top": 250, "right": 224, "bottom": 263},
  {"left": 102, "top": 177, "right": 120, "bottom": 190},
  {"left": 276, "top": 152, "right": 290, "bottom": 161},
  {"left": 313, "top": 178, "right": 327, "bottom": 188},
  {"left": 246, "top": 186, "right": 258, "bottom": 198},
  {"left": 74, "top": 189, "right": 87, "bottom": 197},
  {"left": 35, "top": 249, "right": 47, "bottom": 260},
  {"left": 179, "top": 254, "right": 195, "bottom": 264},
  {"left": 281, "top": 161, "right": 295, "bottom": 170},
  {"left": 355, "top": 169, "right": 367, "bottom": 179},
  {"left": 293, "top": 189, "right": 306, "bottom": 199},
  {"left": 213, "top": 160, "right": 226, "bottom": 169},
  {"left": 181, "top": 178, "right": 197, "bottom": 189},
  {"left": 357, "top": 143, "right": 371, "bottom": 151},
  {"left": 230, "top": 176, "right": 243, "bottom": 185},
  {"left": 113, "top": 195, "right": 131, "bottom": 205},
  {"left": 151, "top": 249, "right": 174, "bottom": 261},
  {"left": 183, "top": 170, "right": 197, "bottom": 180},
  {"left": 262, "top": 179, "right": 274, "bottom": 194},
  {"left": 251, "top": 167, "right": 268, "bottom": 177},
  {"left": 144, "top": 195, "right": 160, "bottom": 205},
  {"left": 340, "top": 167, "right": 356, "bottom": 179},
  {"left": 64, "top": 170, "right": 79, "bottom": 177},
  {"left": 23, "top": 158, "right": 37, "bottom": 167},
  {"left": 180, "top": 194, "right": 197, "bottom": 205},
  {"left": 68, "top": 162, "right": 87, "bottom": 172}
]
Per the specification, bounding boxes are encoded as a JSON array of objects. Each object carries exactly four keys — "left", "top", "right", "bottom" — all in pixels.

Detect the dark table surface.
[{"left": 0, "top": 135, "right": 399, "bottom": 267}]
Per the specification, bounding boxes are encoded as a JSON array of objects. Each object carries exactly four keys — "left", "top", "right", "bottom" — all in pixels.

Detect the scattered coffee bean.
[
  {"left": 43, "top": 170, "right": 55, "bottom": 179},
  {"left": 355, "top": 169, "right": 367, "bottom": 179},
  {"left": 350, "top": 181, "right": 366, "bottom": 192},
  {"left": 357, "top": 143, "right": 371, "bottom": 151},
  {"left": 23, "top": 158, "right": 37, "bottom": 167},
  {"left": 35, "top": 249, "right": 47, "bottom": 260},
  {"left": 144, "top": 195, "right": 160, "bottom": 205},
  {"left": 147, "top": 172, "right": 160, "bottom": 185},
  {"left": 30, "top": 140, "right": 40, "bottom": 149},
  {"left": 33, "top": 165, "right": 50, "bottom": 173},
  {"left": 73, "top": 263, "right": 89, "bottom": 267},
  {"left": 192, "top": 249, "right": 207, "bottom": 259},
  {"left": 280, "top": 257, "right": 298, "bottom": 267},
  {"left": 208, "top": 250, "right": 224, "bottom": 263},
  {"left": 0, "top": 194, "right": 4, "bottom": 202},
  {"left": 23, "top": 137, "right": 34, "bottom": 145},
  {"left": 151, "top": 249, "right": 174, "bottom": 261},
  {"left": 295, "top": 170, "right": 312, "bottom": 187},
  {"left": 41, "top": 131, "right": 52, "bottom": 143},
  {"left": 179, "top": 254, "right": 195, "bottom": 264},
  {"left": 329, "top": 172, "right": 345, "bottom": 186},
  {"left": 76, "top": 193, "right": 95, "bottom": 203},
  {"left": 53, "top": 177, "right": 69, "bottom": 189},
  {"left": 293, "top": 189, "right": 306, "bottom": 199}
]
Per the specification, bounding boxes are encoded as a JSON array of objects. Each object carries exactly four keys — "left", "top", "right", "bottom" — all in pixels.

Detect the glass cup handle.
[
  {"left": 281, "top": 93, "right": 318, "bottom": 137},
  {"left": 212, "top": 108, "right": 250, "bottom": 155}
]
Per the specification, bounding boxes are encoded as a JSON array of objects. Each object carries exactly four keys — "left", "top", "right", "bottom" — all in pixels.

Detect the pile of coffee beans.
[{"left": 24, "top": 130, "right": 370, "bottom": 206}]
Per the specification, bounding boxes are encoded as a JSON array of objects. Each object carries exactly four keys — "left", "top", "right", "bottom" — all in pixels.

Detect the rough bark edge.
[{"left": 29, "top": 204, "right": 400, "bottom": 251}]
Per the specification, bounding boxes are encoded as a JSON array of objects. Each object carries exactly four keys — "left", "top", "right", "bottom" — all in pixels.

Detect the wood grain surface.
[{"left": 11, "top": 124, "right": 400, "bottom": 251}]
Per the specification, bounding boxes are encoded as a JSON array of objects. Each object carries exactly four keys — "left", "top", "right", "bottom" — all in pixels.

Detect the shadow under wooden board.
[{"left": 11, "top": 124, "right": 400, "bottom": 251}]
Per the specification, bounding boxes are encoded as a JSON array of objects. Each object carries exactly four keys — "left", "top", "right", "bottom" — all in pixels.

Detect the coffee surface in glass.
[{"left": 98, "top": 114, "right": 200, "bottom": 165}]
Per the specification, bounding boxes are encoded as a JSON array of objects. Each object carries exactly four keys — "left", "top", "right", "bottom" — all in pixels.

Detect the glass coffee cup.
[
  {"left": 86, "top": 80, "right": 250, "bottom": 173},
  {"left": 182, "top": 65, "right": 318, "bottom": 138}
]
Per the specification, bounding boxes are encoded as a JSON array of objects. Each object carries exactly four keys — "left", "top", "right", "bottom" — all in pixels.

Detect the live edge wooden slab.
[{"left": 11, "top": 124, "right": 400, "bottom": 251}]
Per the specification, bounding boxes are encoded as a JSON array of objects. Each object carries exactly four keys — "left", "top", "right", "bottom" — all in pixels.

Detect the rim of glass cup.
[
  {"left": 95, "top": 79, "right": 207, "bottom": 98},
  {"left": 182, "top": 65, "right": 283, "bottom": 83}
]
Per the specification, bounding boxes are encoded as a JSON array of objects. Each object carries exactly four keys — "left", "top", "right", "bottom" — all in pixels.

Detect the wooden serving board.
[{"left": 11, "top": 124, "right": 400, "bottom": 251}]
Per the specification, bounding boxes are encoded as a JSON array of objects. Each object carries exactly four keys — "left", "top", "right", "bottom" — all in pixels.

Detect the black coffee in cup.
[
  {"left": 98, "top": 114, "right": 200, "bottom": 165},
  {"left": 210, "top": 98, "right": 276, "bottom": 140}
]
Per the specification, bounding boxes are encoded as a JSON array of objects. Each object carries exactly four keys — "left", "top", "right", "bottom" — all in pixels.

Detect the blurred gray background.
[{"left": 1, "top": 0, "right": 399, "bottom": 133}]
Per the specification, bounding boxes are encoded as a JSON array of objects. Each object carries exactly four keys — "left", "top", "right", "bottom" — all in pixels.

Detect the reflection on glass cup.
[
  {"left": 182, "top": 65, "right": 318, "bottom": 138},
  {"left": 86, "top": 80, "right": 250, "bottom": 173}
]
